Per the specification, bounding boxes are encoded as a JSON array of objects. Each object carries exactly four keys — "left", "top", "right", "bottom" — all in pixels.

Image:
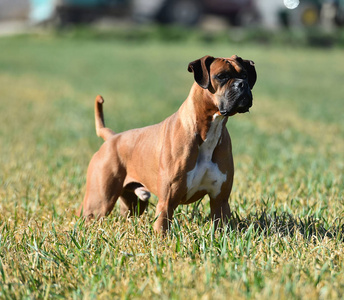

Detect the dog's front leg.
[
  {"left": 153, "top": 201, "right": 176, "bottom": 233},
  {"left": 209, "top": 190, "right": 232, "bottom": 230},
  {"left": 153, "top": 181, "right": 182, "bottom": 233}
]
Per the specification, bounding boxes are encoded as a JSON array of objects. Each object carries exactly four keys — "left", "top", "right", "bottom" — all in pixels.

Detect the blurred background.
[
  {"left": 1, "top": 1, "right": 344, "bottom": 296},
  {"left": 1, "top": 0, "right": 344, "bottom": 34}
]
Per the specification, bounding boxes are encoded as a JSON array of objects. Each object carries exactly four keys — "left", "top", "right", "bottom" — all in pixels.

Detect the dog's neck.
[{"left": 180, "top": 83, "right": 227, "bottom": 141}]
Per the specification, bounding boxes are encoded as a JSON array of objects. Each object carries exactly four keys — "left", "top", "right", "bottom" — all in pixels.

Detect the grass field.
[{"left": 0, "top": 29, "right": 344, "bottom": 299}]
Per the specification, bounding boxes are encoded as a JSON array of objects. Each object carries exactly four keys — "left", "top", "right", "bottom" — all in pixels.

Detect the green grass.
[{"left": 0, "top": 30, "right": 344, "bottom": 299}]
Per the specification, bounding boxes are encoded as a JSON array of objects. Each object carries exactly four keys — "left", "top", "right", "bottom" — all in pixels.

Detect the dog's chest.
[{"left": 186, "top": 116, "right": 227, "bottom": 200}]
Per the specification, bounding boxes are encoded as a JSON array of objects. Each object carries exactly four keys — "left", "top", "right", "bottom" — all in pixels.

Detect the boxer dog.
[{"left": 79, "top": 55, "right": 256, "bottom": 233}]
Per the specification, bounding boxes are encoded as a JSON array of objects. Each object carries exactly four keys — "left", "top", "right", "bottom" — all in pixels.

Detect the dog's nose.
[{"left": 234, "top": 80, "right": 248, "bottom": 90}]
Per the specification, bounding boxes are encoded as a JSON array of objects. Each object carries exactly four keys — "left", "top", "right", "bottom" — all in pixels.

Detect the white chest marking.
[{"left": 186, "top": 114, "right": 227, "bottom": 200}]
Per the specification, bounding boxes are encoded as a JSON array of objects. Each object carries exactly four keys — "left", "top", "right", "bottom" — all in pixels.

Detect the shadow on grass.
[{"left": 228, "top": 210, "right": 344, "bottom": 242}]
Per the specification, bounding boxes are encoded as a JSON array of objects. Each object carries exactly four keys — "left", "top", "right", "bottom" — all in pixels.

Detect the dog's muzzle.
[{"left": 219, "top": 79, "right": 253, "bottom": 116}]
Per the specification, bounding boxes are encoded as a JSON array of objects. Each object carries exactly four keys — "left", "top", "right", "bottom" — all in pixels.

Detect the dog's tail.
[{"left": 95, "top": 95, "right": 115, "bottom": 141}]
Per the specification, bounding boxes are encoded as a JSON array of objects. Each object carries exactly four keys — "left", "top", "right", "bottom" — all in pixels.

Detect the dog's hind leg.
[{"left": 79, "top": 144, "right": 126, "bottom": 220}]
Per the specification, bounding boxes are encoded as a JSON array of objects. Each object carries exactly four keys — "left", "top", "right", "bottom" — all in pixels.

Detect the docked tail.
[{"left": 95, "top": 95, "right": 115, "bottom": 141}]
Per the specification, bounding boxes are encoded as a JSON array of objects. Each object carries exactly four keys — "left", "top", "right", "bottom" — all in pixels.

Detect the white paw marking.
[{"left": 134, "top": 187, "right": 151, "bottom": 201}]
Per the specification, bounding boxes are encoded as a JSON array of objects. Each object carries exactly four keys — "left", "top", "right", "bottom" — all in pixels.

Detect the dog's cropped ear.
[
  {"left": 242, "top": 59, "right": 257, "bottom": 89},
  {"left": 188, "top": 55, "right": 215, "bottom": 89}
]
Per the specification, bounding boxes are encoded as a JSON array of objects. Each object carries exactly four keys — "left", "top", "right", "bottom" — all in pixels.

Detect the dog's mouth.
[
  {"left": 220, "top": 109, "right": 239, "bottom": 116},
  {"left": 219, "top": 95, "right": 252, "bottom": 116},
  {"left": 220, "top": 107, "right": 249, "bottom": 117},
  {"left": 237, "top": 105, "right": 250, "bottom": 113}
]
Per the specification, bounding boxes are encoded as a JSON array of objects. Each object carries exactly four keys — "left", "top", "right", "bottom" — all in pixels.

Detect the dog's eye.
[
  {"left": 241, "top": 73, "right": 248, "bottom": 79},
  {"left": 217, "top": 73, "right": 230, "bottom": 81}
]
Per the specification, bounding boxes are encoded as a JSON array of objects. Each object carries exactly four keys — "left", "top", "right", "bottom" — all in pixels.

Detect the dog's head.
[{"left": 188, "top": 55, "right": 257, "bottom": 116}]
